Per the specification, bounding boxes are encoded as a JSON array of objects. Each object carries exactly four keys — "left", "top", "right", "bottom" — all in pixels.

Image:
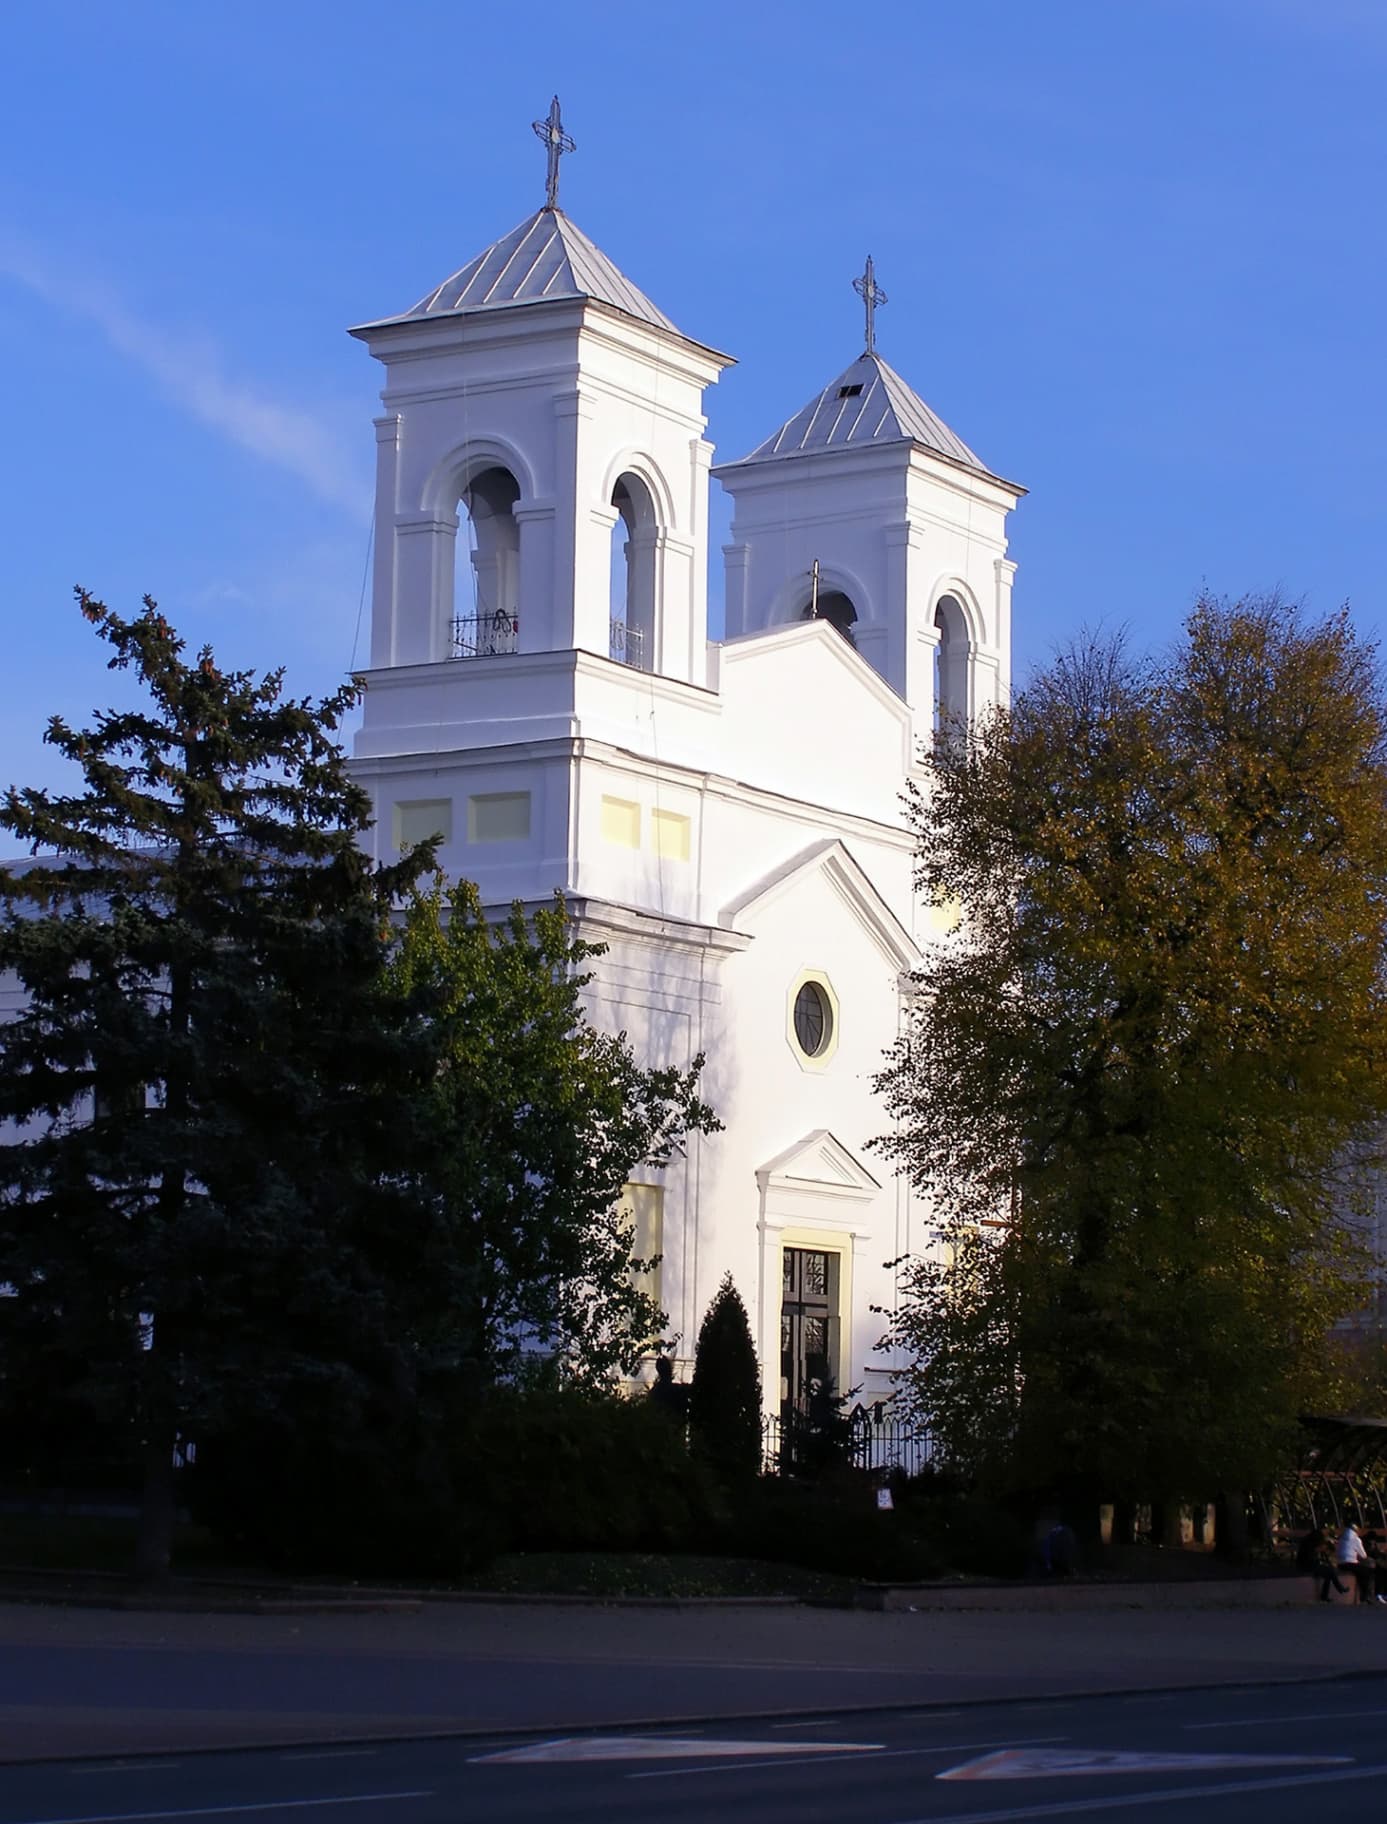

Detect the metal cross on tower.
[
  {"left": 853, "top": 255, "right": 888, "bottom": 355},
  {"left": 532, "top": 96, "right": 576, "bottom": 211}
]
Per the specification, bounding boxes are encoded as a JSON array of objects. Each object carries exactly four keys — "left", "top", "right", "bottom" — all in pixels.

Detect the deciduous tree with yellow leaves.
[{"left": 876, "top": 595, "right": 1387, "bottom": 1527}]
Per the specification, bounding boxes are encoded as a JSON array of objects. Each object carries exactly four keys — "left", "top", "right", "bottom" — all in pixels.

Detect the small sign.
[{"left": 875, "top": 1487, "right": 894, "bottom": 1510}]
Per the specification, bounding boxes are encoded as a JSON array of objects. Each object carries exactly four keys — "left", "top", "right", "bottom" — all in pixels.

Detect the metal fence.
[
  {"left": 451, "top": 610, "right": 519, "bottom": 658},
  {"left": 762, "top": 1402, "right": 934, "bottom": 1479},
  {"left": 609, "top": 619, "right": 646, "bottom": 668}
]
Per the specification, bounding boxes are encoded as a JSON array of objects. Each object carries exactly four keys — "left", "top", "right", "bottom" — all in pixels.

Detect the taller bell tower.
[{"left": 350, "top": 100, "right": 731, "bottom": 688}]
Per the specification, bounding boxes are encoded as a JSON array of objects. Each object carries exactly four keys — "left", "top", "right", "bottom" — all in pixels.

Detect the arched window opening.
[
  {"left": 934, "top": 594, "right": 972, "bottom": 736},
  {"left": 609, "top": 474, "right": 657, "bottom": 669},
  {"left": 801, "top": 588, "right": 858, "bottom": 649},
  {"left": 453, "top": 465, "right": 520, "bottom": 657}
]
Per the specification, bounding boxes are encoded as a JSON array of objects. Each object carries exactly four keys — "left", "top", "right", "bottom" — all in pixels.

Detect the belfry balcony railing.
[
  {"left": 450, "top": 610, "right": 518, "bottom": 658},
  {"left": 609, "top": 619, "right": 647, "bottom": 669}
]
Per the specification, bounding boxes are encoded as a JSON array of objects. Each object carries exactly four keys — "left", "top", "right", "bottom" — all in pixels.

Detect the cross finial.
[
  {"left": 853, "top": 254, "right": 888, "bottom": 355},
  {"left": 531, "top": 96, "right": 576, "bottom": 211}
]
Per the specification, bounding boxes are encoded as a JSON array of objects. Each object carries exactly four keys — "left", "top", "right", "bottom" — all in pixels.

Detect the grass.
[
  {"left": 453, "top": 1551, "right": 854, "bottom": 1601},
  {"left": 0, "top": 1514, "right": 854, "bottom": 1602}
]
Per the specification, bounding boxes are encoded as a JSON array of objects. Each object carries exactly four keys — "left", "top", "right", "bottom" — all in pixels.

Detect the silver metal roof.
[
  {"left": 383, "top": 207, "right": 680, "bottom": 334},
  {"left": 726, "top": 351, "right": 987, "bottom": 473}
]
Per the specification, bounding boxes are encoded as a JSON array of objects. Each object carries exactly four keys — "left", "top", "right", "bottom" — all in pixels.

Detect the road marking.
[
  {"left": 470, "top": 1734, "right": 882, "bottom": 1764},
  {"left": 771, "top": 1718, "right": 848, "bottom": 1730},
  {"left": 278, "top": 1752, "right": 380, "bottom": 1762},
  {"left": 940, "top": 1747, "right": 1351, "bottom": 1781},
  {"left": 1185, "top": 1707, "right": 1387, "bottom": 1730},
  {"left": 0, "top": 1794, "right": 435, "bottom": 1824},
  {"left": 629, "top": 1738, "right": 1070, "bottom": 1782},
  {"left": 70, "top": 1768, "right": 184, "bottom": 1778},
  {"left": 891, "top": 1759, "right": 1387, "bottom": 1823}
]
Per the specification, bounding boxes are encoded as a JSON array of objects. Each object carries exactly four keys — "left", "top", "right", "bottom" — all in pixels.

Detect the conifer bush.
[{"left": 688, "top": 1273, "right": 762, "bottom": 1486}]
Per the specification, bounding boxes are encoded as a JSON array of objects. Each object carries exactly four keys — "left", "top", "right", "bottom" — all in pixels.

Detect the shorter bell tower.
[{"left": 714, "top": 259, "right": 1024, "bottom": 755}]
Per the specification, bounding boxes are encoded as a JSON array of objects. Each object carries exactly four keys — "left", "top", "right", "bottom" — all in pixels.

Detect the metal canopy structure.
[{"left": 1273, "top": 1413, "right": 1387, "bottom": 1538}]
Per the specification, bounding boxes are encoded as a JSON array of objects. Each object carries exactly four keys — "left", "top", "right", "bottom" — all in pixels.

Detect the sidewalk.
[{"left": 3, "top": 1595, "right": 1385, "bottom": 1763}]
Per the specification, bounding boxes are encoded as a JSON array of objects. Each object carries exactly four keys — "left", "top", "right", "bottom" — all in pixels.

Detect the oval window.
[{"left": 793, "top": 981, "right": 832, "bottom": 1058}]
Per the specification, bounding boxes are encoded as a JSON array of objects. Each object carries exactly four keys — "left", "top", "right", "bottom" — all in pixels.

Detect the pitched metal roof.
[
  {"left": 382, "top": 206, "right": 680, "bottom": 334},
  {"left": 726, "top": 351, "right": 987, "bottom": 473}
]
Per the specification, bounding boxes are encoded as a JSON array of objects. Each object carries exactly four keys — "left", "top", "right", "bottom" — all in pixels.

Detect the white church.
[{"left": 348, "top": 104, "right": 1025, "bottom": 1417}]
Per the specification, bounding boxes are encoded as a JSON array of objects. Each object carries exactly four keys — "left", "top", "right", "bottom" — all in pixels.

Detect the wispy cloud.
[
  {"left": 1209, "top": 0, "right": 1387, "bottom": 42},
  {"left": 0, "top": 240, "right": 369, "bottom": 515}
]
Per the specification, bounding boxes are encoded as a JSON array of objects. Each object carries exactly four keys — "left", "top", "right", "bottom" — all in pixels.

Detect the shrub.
[
  {"left": 189, "top": 1377, "right": 722, "bottom": 1579},
  {"left": 688, "top": 1273, "right": 762, "bottom": 1486},
  {"left": 726, "top": 1476, "right": 948, "bottom": 1582}
]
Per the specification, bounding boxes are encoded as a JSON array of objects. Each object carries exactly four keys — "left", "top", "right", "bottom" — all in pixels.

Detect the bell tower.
[
  {"left": 714, "top": 259, "right": 1024, "bottom": 755},
  {"left": 350, "top": 99, "right": 731, "bottom": 687}
]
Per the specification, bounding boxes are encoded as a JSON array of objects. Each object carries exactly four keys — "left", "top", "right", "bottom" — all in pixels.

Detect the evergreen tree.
[
  {"left": 0, "top": 591, "right": 434, "bottom": 1577},
  {"left": 388, "top": 879, "right": 720, "bottom": 1385},
  {"left": 688, "top": 1273, "right": 762, "bottom": 1484},
  {"left": 875, "top": 596, "right": 1387, "bottom": 1515}
]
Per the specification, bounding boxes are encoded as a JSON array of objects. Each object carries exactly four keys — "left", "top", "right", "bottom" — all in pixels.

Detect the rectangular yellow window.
[
  {"left": 621, "top": 1182, "right": 664, "bottom": 1308},
  {"left": 650, "top": 809, "right": 691, "bottom": 861},
  {"left": 393, "top": 798, "right": 453, "bottom": 850},
  {"left": 600, "top": 795, "right": 641, "bottom": 849},
  {"left": 467, "top": 791, "right": 531, "bottom": 843}
]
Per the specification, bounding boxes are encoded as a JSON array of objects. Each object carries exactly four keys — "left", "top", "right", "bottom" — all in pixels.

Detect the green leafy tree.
[
  {"left": 387, "top": 878, "right": 720, "bottom": 1385},
  {"left": 875, "top": 596, "right": 1387, "bottom": 1519},
  {"left": 689, "top": 1272, "right": 762, "bottom": 1484},
  {"left": 0, "top": 591, "right": 434, "bottom": 1577}
]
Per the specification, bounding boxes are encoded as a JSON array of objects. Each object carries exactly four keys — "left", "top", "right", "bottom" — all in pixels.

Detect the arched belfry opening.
[
  {"left": 801, "top": 589, "right": 858, "bottom": 649},
  {"left": 609, "top": 472, "right": 657, "bottom": 670},
  {"left": 934, "top": 594, "right": 972, "bottom": 734},
  {"left": 453, "top": 465, "right": 520, "bottom": 657}
]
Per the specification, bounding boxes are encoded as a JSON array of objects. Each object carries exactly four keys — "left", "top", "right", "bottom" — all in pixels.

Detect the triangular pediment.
[
  {"left": 757, "top": 1129, "right": 882, "bottom": 1198},
  {"left": 722, "top": 839, "right": 920, "bottom": 973}
]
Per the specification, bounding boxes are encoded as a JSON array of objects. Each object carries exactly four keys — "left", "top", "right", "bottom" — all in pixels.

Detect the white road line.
[
  {"left": 890, "top": 1759, "right": 1387, "bottom": 1824},
  {"left": 278, "top": 1752, "right": 380, "bottom": 1762},
  {"left": 0, "top": 1793, "right": 434, "bottom": 1824},
  {"left": 69, "top": 1769, "right": 184, "bottom": 1779},
  {"left": 771, "top": 1718, "right": 848, "bottom": 1730},
  {"left": 1186, "top": 1707, "right": 1387, "bottom": 1731},
  {"left": 628, "top": 1736, "right": 1069, "bottom": 1782}
]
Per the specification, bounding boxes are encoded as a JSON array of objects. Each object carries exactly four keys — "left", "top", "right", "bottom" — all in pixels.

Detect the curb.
[{"left": 7, "top": 1667, "right": 1385, "bottom": 1770}]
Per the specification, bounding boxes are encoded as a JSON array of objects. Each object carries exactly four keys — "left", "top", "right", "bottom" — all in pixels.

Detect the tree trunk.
[
  {"left": 1216, "top": 1489, "right": 1250, "bottom": 1562},
  {"left": 135, "top": 1431, "right": 176, "bottom": 1584},
  {"left": 1111, "top": 1497, "right": 1138, "bottom": 1546}
]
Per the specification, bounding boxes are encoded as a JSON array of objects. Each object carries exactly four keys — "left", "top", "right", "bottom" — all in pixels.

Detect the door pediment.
[{"left": 756, "top": 1128, "right": 881, "bottom": 1202}]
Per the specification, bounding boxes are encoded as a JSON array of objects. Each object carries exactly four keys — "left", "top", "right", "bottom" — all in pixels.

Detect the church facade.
[{"left": 348, "top": 115, "right": 1025, "bottom": 1412}]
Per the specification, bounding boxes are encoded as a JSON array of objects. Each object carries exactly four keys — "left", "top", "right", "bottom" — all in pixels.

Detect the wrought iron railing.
[
  {"left": 451, "top": 610, "right": 518, "bottom": 658},
  {"left": 609, "top": 619, "right": 647, "bottom": 669},
  {"left": 761, "top": 1402, "right": 934, "bottom": 1479}
]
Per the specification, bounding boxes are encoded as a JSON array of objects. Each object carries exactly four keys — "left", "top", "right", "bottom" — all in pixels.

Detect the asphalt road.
[
  {"left": 7, "top": 1599, "right": 1387, "bottom": 1762},
  {"left": 2, "top": 1681, "right": 1386, "bottom": 1824}
]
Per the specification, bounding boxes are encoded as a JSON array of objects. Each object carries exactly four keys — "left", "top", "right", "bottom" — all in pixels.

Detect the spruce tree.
[
  {"left": 389, "top": 880, "right": 721, "bottom": 1386},
  {"left": 0, "top": 591, "right": 433, "bottom": 1577},
  {"left": 688, "top": 1273, "right": 762, "bottom": 1484}
]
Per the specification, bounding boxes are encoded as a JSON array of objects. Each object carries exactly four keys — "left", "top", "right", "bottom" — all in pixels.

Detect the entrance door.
[{"left": 780, "top": 1247, "right": 837, "bottom": 1418}]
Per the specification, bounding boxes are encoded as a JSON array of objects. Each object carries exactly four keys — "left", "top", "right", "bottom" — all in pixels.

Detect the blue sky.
[{"left": 2, "top": 0, "right": 1383, "bottom": 797}]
